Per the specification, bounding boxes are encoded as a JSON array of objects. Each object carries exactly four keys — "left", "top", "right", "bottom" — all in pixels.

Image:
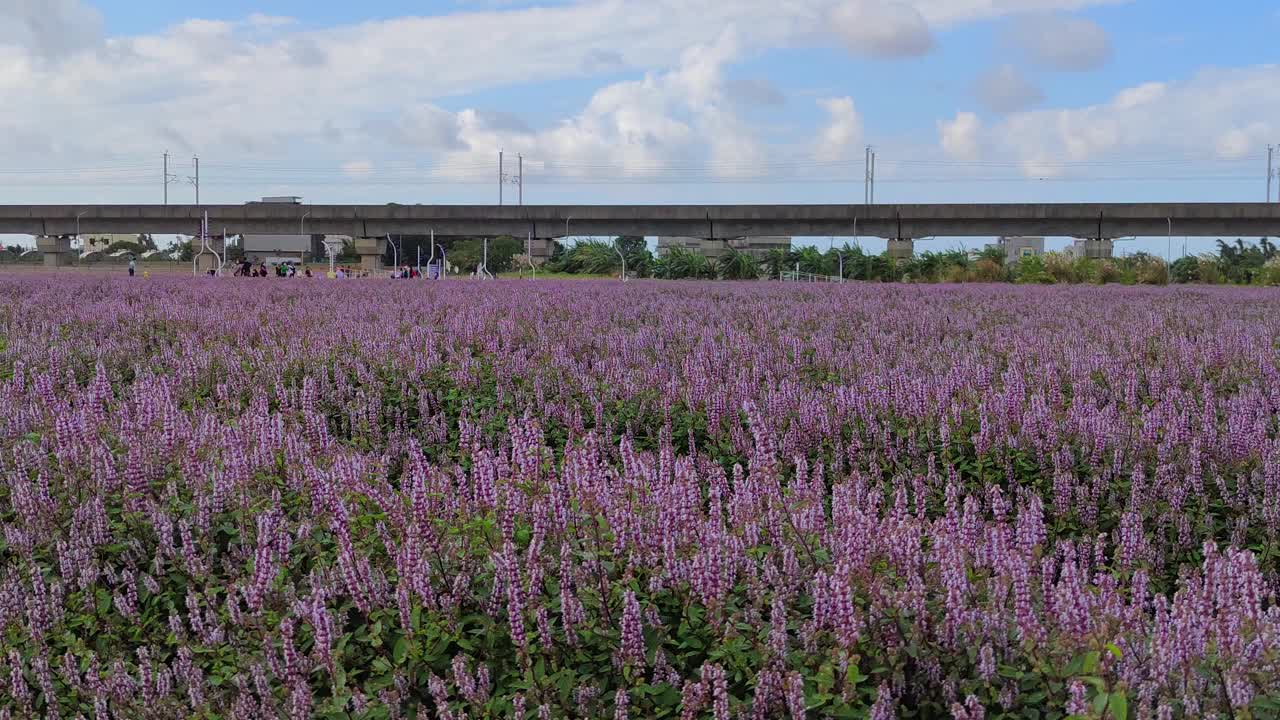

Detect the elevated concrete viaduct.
[{"left": 5, "top": 203, "right": 1278, "bottom": 268}]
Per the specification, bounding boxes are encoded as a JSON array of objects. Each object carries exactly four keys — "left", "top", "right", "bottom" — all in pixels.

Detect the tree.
[
  {"left": 449, "top": 236, "right": 524, "bottom": 274},
  {"left": 761, "top": 248, "right": 788, "bottom": 280},
  {"left": 789, "top": 246, "right": 829, "bottom": 275},
  {"left": 625, "top": 247, "right": 656, "bottom": 278},
  {"left": 1011, "top": 255, "right": 1054, "bottom": 284},
  {"left": 566, "top": 240, "right": 622, "bottom": 274},
  {"left": 1214, "top": 238, "right": 1276, "bottom": 284},
  {"left": 167, "top": 238, "right": 194, "bottom": 262},
  {"left": 718, "top": 249, "right": 759, "bottom": 280},
  {"left": 655, "top": 247, "right": 712, "bottom": 279},
  {"left": 615, "top": 236, "right": 646, "bottom": 257},
  {"left": 105, "top": 240, "right": 147, "bottom": 257},
  {"left": 1170, "top": 256, "right": 1199, "bottom": 284},
  {"left": 976, "top": 245, "right": 1006, "bottom": 267}
]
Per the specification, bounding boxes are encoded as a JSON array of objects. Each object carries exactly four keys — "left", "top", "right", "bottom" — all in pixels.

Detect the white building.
[{"left": 987, "top": 236, "right": 1044, "bottom": 263}]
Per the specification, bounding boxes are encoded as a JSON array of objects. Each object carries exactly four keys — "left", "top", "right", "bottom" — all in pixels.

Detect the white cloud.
[
  {"left": 1113, "top": 81, "right": 1165, "bottom": 109},
  {"left": 943, "top": 65, "right": 1280, "bottom": 174},
  {"left": 1007, "top": 13, "right": 1113, "bottom": 71},
  {"left": 974, "top": 64, "right": 1044, "bottom": 113},
  {"left": 830, "top": 1, "right": 935, "bottom": 58},
  {"left": 1216, "top": 124, "right": 1269, "bottom": 159},
  {"left": 342, "top": 160, "right": 375, "bottom": 178},
  {"left": 418, "top": 29, "right": 768, "bottom": 181},
  {"left": 0, "top": 0, "right": 1144, "bottom": 201},
  {"left": 0, "top": 0, "right": 102, "bottom": 60},
  {"left": 938, "top": 111, "right": 982, "bottom": 160},
  {"left": 815, "top": 97, "right": 863, "bottom": 159}
]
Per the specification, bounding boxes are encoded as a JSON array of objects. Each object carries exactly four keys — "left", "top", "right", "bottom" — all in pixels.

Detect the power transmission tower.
[
  {"left": 499, "top": 151, "right": 523, "bottom": 206},
  {"left": 162, "top": 152, "right": 180, "bottom": 205},
  {"left": 188, "top": 156, "right": 200, "bottom": 205}
]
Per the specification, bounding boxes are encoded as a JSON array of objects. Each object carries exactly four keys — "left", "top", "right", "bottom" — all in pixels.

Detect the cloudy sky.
[{"left": 2, "top": 0, "right": 1278, "bottom": 253}]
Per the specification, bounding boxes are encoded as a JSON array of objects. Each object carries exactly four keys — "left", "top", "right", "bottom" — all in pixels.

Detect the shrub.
[{"left": 1170, "top": 256, "right": 1200, "bottom": 283}]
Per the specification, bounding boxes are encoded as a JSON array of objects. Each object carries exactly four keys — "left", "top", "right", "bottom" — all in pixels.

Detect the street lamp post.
[
  {"left": 75, "top": 210, "right": 87, "bottom": 251},
  {"left": 1166, "top": 218, "right": 1172, "bottom": 283},
  {"left": 614, "top": 240, "right": 627, "bottom": 282},
  {"left": 301, "top": 211, "right": 310, "bottom": 238}
]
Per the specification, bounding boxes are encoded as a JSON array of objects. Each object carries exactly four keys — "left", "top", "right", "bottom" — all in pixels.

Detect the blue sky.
[{"left": 2, "top": 0, "right": 1279, "bottom": 254}]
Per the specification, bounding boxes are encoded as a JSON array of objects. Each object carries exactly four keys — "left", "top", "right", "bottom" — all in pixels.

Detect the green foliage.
[
  {"left": 1214, "top": 237, "right": 1277, "bottom": 284},
  {"left": 717, "top": 248, "right": 759, "bottom": 280},
  {"left": 761, "top": 248, "right": 788, "bottom": 279},
  {"left": 168, "top": 238, "right": 195, "bottom": 262},
  {"left": 789, "top": 246, "right": 830, "bottom": 276},
  {"left": 655, "top": 247, "right": 715, "bottom": 279},
  {"left": 446, "top": 236, "right": 524, "bottom": 274},
  {"left": 1170, "top": 256, "right": 1199, "bottom": 284},
  {"left": 103, "top": 240, "right": 147, "bottom": 257},
  {"left": 1012, "top": 255, "right": 1055, "bottom": 284}
]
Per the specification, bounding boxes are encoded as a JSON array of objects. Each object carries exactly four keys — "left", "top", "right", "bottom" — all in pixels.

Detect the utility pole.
[
  {"left": 163, "top": 152, "right": 168, "bottom": 205},
  {"left": 499, "top": 150, "right": 504, "bottom": 206},
  {"left": 1269, "top": 145, "right": 1274, "bottom": 203},
  {"left": 870, "top": 148, "right": 876, "bottom": 204},
  {"left": 518, "top": 153, "right": 524, "bottom": 206},
  {"left": 864, "top": 146, "right": 876, "bottom": 204},
  {"left": 189, "top": 156, "right": 200, "bottom": 205},
  {"left": 864, "top": 146, "right": 870, "bottom": 205}
]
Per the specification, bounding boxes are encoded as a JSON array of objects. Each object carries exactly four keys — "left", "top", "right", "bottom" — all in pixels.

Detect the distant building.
[
  {"left": 251, "top": 196, "right": 303, "bottom": 205},
  {"left": 657, "top": 236, "right": 790, "bottom": 261},
  {"left": 79, "top": 234, "right": 141, "bottom": 254},
  {"left": 987, "top": 236, "right": 1044, "bottom": 263}
]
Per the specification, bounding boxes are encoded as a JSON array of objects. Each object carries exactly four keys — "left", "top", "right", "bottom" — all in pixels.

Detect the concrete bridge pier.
[
  {"left": 529, "top": 238, "right": 554, "bottom": 264},
  {"left": 354, "top": 237, "right": 387, "bottom": 271},
  {"left": 193, "top": 236, "right": 226, "bottom": 274},
  {"left": 1072, "top": 238, "right": 1115, "bottom": 259},
  {"left": 886, "top": 238, "right": 914, "bottom": 260},
  {"left": 36, "top": 236, "right": 74, "bottom": 267}
]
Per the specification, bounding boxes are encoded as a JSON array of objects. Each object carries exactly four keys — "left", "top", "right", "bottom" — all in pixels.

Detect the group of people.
[
  {"left": 235, "top": 260, "right": 313, "bottom": 278},
  {"left": 132, "top": 258, "right": 430, "bottom": 279}
]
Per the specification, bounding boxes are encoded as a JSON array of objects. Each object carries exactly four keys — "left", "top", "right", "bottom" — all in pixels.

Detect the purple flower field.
[{"left": 1, "top": 275, "right": 1279, "bottom": 719}]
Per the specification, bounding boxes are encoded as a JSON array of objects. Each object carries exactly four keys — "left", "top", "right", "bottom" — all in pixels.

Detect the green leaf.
[
  {"left": 1107, "top": 691, "right": 1128, "bottom": 720},
  {"left": 816, "top": 663, "right": 835, "bottom": 694},
  {"left": 1104, "top": 643, "right": 1122, "bottom": 660},
  {"left": 392, "top": 636, "right": 409, "bottom": 665},
  {"left": 1081, "top": 651, "right": 1100, "bottom": 674}
]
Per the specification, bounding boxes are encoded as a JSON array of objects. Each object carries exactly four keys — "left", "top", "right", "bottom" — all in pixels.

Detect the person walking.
[{"left": 128, "top": 256, "right": 136, "bottom": 277}]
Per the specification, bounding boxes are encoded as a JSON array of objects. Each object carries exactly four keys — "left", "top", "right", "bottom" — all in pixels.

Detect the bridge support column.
[
  {"left": 886, "top": 238, "right": 914, "bottom": 260},
  {"left": 527, "top": 238, "right": 554, "bottom": 265},
  {"left": 1073, "top": 238, "right": 1115, "bottom": 259},
  {"left": 354, "top": 237, "right": 387, "bottom": 272},
  {"left": 36, "top": 236, "right": 74, "bottom": 267},
  {"left": 193, "top": 236, "right": 226, "bottom": 274}
]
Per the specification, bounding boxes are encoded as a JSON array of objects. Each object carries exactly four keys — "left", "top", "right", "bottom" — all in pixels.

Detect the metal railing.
[{"left": 779, "top": 270, "right": 843, "bottom": 283}]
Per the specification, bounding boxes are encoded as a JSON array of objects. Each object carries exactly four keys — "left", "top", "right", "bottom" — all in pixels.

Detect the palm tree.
[
  {"left": 791, "top": 246, "right": 829, "bottom": 275},
  {"left": 718, "top": 249, "right": 759, "bottom": 280},
  {"left": 761, "top": 248, "right": 788, "bottom": 280},
  {"left": 660, "top": 247, "right": 713, "bottom": 279}
]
